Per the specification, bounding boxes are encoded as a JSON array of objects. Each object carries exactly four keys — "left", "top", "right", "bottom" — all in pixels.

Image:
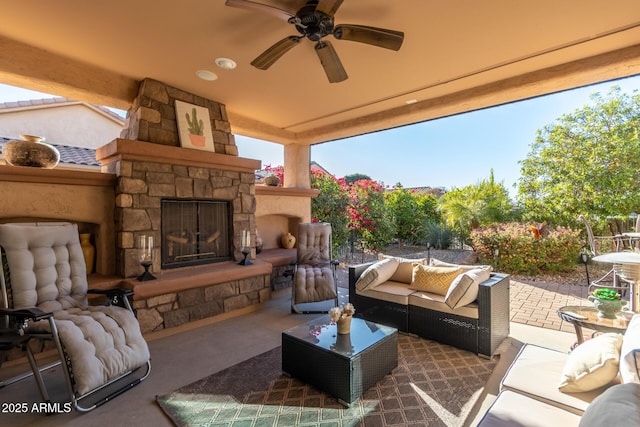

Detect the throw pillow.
[
  {"left": 409, "top": 264, "right": 463, "bottom": 295},
  {"left": 378, "top": 254, "right": 426, "bottom": 283},
  {"left": 445, "top": 268, "right": 491, "bottom": 309},
  {"left": 620, "top": 314, "right": 640, "bottom": 384},
  {"left": 431, "top": 257, "right": 493, "bottom": 272},
  {"left": 579, "top": 383, "right": 640, "bottom": 426},
  {"left": 355, "top": 258, "right": 399, "bottom": 291},
  {"left": 558, "top": 332, "right": 623, "bottom": 392}
]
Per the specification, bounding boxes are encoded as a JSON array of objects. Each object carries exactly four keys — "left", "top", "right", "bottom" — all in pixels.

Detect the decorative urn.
[
  {"left": 281, "top": 232, "right": 296, "bottom": 249},
  {"left": 3, "top": 134, "right": 60, "bottom": 169}
]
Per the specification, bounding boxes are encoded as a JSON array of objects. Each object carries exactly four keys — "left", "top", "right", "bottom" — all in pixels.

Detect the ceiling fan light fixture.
[
  {"left": 196, "top": 70, "right": 218, "bottom": 81},
  {"left": 215, "top": 57, "right": 237, "bottom": 70}
]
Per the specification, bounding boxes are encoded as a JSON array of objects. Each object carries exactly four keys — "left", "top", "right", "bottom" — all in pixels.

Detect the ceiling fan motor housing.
[{"left": 290, "top": 6, "right": 334, "bottom": 41}]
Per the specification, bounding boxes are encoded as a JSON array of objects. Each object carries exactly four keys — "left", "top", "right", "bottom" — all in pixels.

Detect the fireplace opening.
[{"left": 161, "top": 199, "right": 231, "bottom": 269}]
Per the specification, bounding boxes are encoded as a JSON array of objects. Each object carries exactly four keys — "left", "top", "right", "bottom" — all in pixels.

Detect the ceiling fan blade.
[
  {"left": 315, "top": 41, "right": 348, "bottom": 83},
  {"left": 251, "top": 36, "right": 301, "bottom": 70},
  {"left": 315, "top": 0, "right": 344, "bottom": 16},
  {"left": 225, "top": 0, "right": 295, "bottom": 22},
  {"left": 333, "top": 24, "right": 404, "bottom": 51}
]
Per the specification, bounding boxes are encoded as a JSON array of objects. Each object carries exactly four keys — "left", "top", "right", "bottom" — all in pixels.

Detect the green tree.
[
  {"left": 344, "top": 173, "right": 371, "bottom": 184},
  {"left": 384, "top": 184, "right": 440, "bottom": 245},
  {"left": 439, "top": 170, "right": 515, "bottom": 242},
  {"left": 518, "top": 86, "right": 640, "bottom": 226},
  {"left": 310, "top": 170, "right": 350, "bottom": 252}
]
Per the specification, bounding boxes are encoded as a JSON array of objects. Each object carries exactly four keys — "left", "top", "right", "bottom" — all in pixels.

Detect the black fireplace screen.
[{"left": 161, "top": 199, "right": 231, "bottom": 269}]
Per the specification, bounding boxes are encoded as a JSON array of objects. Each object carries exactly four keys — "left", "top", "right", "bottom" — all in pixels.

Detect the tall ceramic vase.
[{"left": 80, "top": 233, "right": 95, "bottom": 274}]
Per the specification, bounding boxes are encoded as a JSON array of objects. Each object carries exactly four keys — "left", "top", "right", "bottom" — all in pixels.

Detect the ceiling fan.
[{"left": 225, "top": 0, "right": 404, "bottom": 83}]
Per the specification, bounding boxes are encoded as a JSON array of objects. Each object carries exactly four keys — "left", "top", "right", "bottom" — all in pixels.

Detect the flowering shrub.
[
  {"left": 310, "top": 170, "right": 350, "bottom": 251},
  {"left": 470, "top": 222, "right": 582, "bottom": 274},
  {"left": 348, "top": 179, "right": 394, "bottom": 251}
]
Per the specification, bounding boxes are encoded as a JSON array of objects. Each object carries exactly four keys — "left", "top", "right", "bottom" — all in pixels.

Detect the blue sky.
[
  {"left": 2, "top": 75, "right": 640, "bottom": 198},
  {"left": 235, "top": 74, "right": 640, "bottom": 197}
]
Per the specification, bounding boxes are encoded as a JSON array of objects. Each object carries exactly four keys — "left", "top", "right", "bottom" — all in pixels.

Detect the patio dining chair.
[
  {"left": 0, "top": 222, "right": 151, "bottom": 412},
  {"left": 290, "top": 222, "right": 339, "bottom": 314},
  {"left": 578, "top": 214, "right": 627, "bottom": 294}
]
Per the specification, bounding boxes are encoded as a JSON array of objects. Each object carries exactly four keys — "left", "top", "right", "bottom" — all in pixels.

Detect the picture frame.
[{"left": 175, "top": 100, "right": 215, "bottom": 152}]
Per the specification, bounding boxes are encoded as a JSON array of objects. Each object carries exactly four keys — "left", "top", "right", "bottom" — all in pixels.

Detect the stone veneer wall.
[
  {"left": 132, "top": 275, "right": 270, "bottom": 333},
  {"left": 119, "top": 78, "right": 239, "bottom": 156}
]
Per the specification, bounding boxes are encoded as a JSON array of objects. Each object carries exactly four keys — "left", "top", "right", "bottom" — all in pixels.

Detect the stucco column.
[{"left": 283, "top": 143, "right": 310, "bottom": 188}]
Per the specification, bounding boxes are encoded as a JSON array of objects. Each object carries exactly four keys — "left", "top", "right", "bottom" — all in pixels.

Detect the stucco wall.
[{"left": 0, "top": 103, "right": 123, "bottom": 148}]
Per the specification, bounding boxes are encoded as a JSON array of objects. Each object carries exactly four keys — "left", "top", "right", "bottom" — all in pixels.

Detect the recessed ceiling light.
[
  {"left": 196, "top": 70, "right": 218, "bottom": 81},
  {"left": 405, "top": 99, "right": 418, "bottom": 104},
  {"left": 215, "top": 57, "right": 237, "bottom": 70}
]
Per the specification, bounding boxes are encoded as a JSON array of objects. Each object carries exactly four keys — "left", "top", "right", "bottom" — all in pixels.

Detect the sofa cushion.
[
  {"left": 578, "top": 383, "right": 640, "bottom": 426},
  {"left": 620, "top": 314, "right": 640, "bottom": 384},
  {"left": 445, "top": 268, "right": 491, "bottom": 309},
  {"left": 357, "top": 281, "right": 415, "bottom": 305},
  {"left": 355, "top": 258, "right": 399, "bottom": 291},
  {"left": 430, "top": 257, "right": 493, "bottom": 272},
  {"left": 559, "top": 332, "right": 623, "bottom": 392},
  {"left": 501, "top": 344, "right": 603, "bottom": 415},
  {"left": 409, "top": 291, "right": 478, "bottom": 319},
  {"left": 378, "top": 254, "right": 426, "bottom": 283},
  {"left": 477, "top": 390, "right": 582, "bottom": 427},
  {"left": 409, "top": 264, "right": 462, "bottom": 295}
]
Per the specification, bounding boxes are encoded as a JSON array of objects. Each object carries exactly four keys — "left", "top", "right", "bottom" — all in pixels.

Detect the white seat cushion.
[
  {"left": 501, "top": 344, "right": 609, "bottom": 415},
  {"left": 357, "top": 281, "right": 415, "bottom": 305},
  {"left": 477, "top": 390, "right": 581, "bottom": 427},
  {"left": 29, "top": 306, "right": 151, "bottom": 395}
]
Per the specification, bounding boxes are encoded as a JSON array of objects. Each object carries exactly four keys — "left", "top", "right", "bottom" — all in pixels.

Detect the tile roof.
[{"left": 0, "top": 137, "right": 99, "bottom": 167}]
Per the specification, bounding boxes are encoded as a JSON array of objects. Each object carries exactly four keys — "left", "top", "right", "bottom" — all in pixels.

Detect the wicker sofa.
[{"left": 348, "top": 257, "right": 510, "bottom": 358}]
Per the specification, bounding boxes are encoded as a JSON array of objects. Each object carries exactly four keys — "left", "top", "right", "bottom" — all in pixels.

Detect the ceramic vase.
[
  {"left": 281, "top": 232, "right": 296, "bottom": 249},
  {"left": 337, "top": 316, "right": 352, "bottom": 334},
  {"left": 3, "top": 134, "right": 60, "bottom": 169},
  {"left": 80, "top": 233, "right": 95, "bottom": 274}
]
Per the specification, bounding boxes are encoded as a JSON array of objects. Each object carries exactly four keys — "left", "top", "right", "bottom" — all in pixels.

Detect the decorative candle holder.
[
  {"left": 239, "top": 247, "right": 252, "bottom": 265},
  {"left": 137, "top": 235, "right": 157, "bottom": 281}
]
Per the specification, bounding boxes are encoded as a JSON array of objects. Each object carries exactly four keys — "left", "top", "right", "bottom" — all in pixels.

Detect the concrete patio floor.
[{"left": 0, "top": 273, "right": 596, "bottom": 426}]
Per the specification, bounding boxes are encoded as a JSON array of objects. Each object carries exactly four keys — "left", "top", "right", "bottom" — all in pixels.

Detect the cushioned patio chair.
[
  {"left": 290, "top": 222, "right": 339, "bottom": 314},
  {"left": 0, "top": 222, "right": 151, "bottom": 412}
]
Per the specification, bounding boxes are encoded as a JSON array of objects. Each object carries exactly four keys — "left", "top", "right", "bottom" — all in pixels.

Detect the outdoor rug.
[{"left": 156, "top": 334, "right": 498, "bottom": 427}]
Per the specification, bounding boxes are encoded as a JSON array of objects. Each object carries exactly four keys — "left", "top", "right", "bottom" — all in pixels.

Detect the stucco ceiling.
[{"left": 1, "top": 0, "right": 639, "bottom": 146}]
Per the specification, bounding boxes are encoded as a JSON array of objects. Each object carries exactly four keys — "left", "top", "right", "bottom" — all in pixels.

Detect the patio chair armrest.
[
  {"left": 88, "top": 287, "right": 134, "bottom": 308},
  {"left": 0, "top": 307, "right": 52, "bottom": 322}
]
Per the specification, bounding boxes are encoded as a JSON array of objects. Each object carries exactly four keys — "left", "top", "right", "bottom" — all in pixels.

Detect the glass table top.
[{"left": 282, "top": 315, "right": 397, "bottom": 358}]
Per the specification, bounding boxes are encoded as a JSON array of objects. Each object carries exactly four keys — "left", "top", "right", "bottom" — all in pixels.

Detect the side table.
[{"left": 557, "top": 305, "right": 630, "bottom": 346}]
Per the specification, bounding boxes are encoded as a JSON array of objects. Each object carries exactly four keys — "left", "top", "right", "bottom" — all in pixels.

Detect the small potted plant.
[
  {"left": 329, "top": 303, "right": 356, "bottom": 334},
  {"left": 588, "top": 288, "right": 623, "bottom": 319}
]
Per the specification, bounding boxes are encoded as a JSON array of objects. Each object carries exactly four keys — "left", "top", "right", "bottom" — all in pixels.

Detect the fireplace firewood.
[{"left": 206, "top": 231, "right": 220, "bottom": 243}]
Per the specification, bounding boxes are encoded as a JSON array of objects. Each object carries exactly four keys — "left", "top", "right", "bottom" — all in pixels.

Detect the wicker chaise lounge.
[{"left": 348, "top": 259, "right": 510, "bottom": 358}]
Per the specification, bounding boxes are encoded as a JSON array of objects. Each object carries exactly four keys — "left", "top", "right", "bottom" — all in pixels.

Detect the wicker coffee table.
[{"left": 282, "top": 315, "right": 398, "bottom": 406}]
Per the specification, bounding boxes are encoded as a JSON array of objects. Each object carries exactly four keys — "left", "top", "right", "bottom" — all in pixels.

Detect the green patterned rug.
[{"left": 156, "top": 334, "right": 497, "bottom": 427}]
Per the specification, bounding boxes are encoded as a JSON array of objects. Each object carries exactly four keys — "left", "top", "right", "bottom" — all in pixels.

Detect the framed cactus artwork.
[{"left": 175, "top": 100, "right": 215, "bottom": 152}]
